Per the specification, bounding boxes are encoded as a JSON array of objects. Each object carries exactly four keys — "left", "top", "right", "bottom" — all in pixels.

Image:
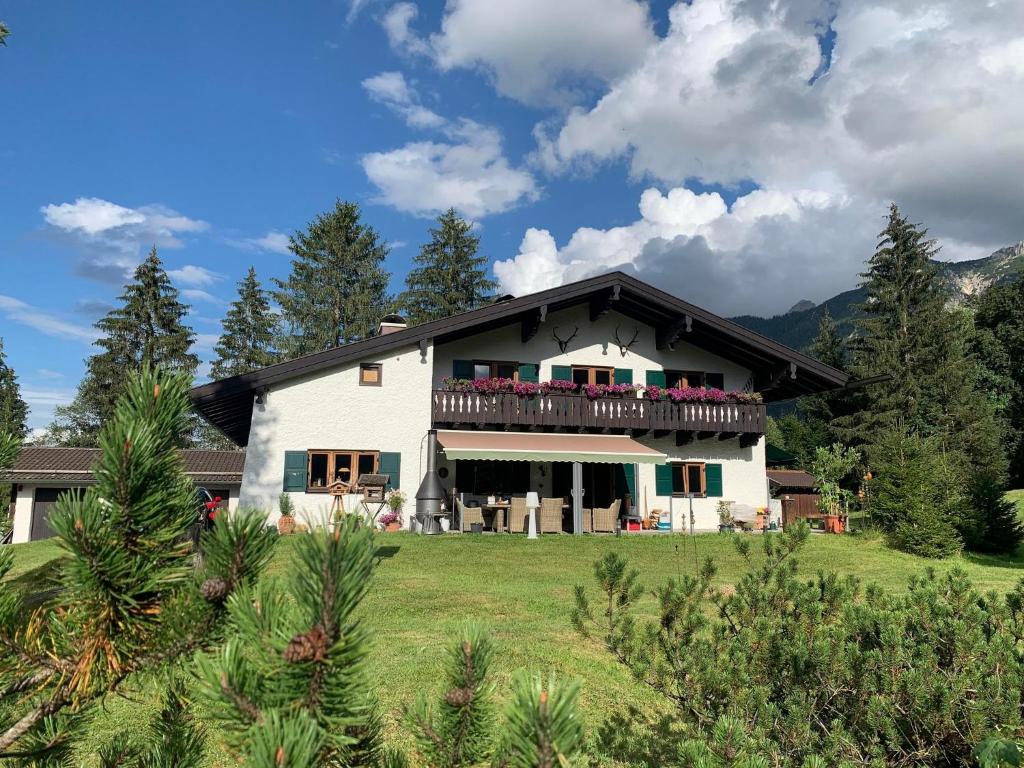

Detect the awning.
[{"left": 436, "top": 430, "right": 667, "bottom": 464}]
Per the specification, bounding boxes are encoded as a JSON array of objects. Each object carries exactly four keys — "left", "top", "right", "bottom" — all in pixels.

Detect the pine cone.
[
  {"left": 201, "top": 577, "right": 228, "bottom": 602},
  {"left": 444, "top": 686, "right": 475, "bottom": 707},
  {"left": 283, "top": 624, "right": 329, "bottom": 663}
]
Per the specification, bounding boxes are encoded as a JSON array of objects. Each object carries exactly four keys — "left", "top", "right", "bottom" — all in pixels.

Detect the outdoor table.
[{"left": 482, "top": 502, "right": 509, "bottom": 531}]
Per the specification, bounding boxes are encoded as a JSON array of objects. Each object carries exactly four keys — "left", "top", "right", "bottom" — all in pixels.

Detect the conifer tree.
[
  {"left": 0, "top": 338, "right": 27, "bottom": 439},
  {"left": 48, "top": 249, "right": 199, "bottom": 446},
  {"left": 274, "top": 201, "right": 391, "bottom": 357},
  {"left": 399, "top": 208, "right": 496, "bottom": 324},
  {"left": 210, "top": 267, "right": 279, "bottom": 380},
  {"left": 0, "top": 366, "right": 275, "bottom": 757}
]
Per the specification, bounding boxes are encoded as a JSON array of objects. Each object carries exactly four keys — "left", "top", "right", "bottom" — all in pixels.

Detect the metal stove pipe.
[{"left": 416, "top": 429, "right": 444, "bottom": 533}]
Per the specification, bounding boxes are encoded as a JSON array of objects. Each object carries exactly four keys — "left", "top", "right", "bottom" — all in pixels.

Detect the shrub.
[{"left": 573, "top": 523, "right": 1024, "bottom": 767}]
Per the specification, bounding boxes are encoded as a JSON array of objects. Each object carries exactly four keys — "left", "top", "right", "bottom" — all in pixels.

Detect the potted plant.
[
  {"left": 386, "top": 488, "right": 406, "bottom": 517},
  {"left": 278, "top": 492, "right": 296, "bottom": 535},
  {"left": 717, "top": 500, "right": 735, "bottom": 533},
  {"left": 379, "top": 510, "right": 402, "bottom": 532}
]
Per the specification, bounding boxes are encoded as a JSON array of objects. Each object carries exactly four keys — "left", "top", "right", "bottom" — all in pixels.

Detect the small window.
[
  {"left": 572, "top": 366, "right": 614, "bottom": 386},
  {"left": 473, "top": 360, "right": 519, "bottom": 380},
  {"left": 307, "top": 450, "right": 379, "bottom": 492},
  {"left": 360, "top": 363, "right": 382, "bottom": 386},
  {"left": 672, "top": 462, "right": 706, "bottom": 496}
]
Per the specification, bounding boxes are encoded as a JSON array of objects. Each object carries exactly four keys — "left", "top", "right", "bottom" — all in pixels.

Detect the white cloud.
[
  {"left": 534, "top": 0, "right": 1024, "bottom": 244},
  {"left": 182, "top": 288, "right": 222, "bottom": 304},
  {"left": 227, "top": 230, "right": 292, "bottom": 255},
  {"left": 428, "top": 0, "right": 655, "bottom": 106},
  {"left": 362, "top": 71, "right": 445, "bottom": 129},
  {"left": 22, "top": 387, "right": 77, "bottom": 432},
  {"left": 194, "top": 333, "right": 220, "bottom": 353},
  {"left": 494, "top": 184, "right": 875, "bottom": 316},
  {"left": 361, "top": 120, "right": 539, "bottom": 218},
  {"left": 41, "top": 197, "right": 209, "bottom": 283},
  {"left": 35, "top": 369, "right": 65, "bottom": 380},
  {"left": 0, "top": 295, "right": 97, "bottom": 343},
  {"left": 383, "top": 2, "right": 431, "bottom": 56},
  {"left": 168, "top": 265, "right": 222, "bottom": 287}
]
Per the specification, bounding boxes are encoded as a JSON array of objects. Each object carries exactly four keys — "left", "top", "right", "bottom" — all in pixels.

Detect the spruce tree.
[
  {"left": 48, "top": 249, "right": 199, "bottom": 446},
  {"left": 399, "top": 208, "right": 496, "bottom": 324},
  {"left": 0, "top": 338, "right": 27, "bottom": 439},
  {"left": 210, "top": 267, "right": 279, "bottom": 380},
  {"left": 274, "top": 201, "right": 391, "bottom": 357}
]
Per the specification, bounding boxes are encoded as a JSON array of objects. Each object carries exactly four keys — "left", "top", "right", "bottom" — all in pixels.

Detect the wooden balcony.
[{"left": 431, "top": 390, "right": 766, "bottom": 446}]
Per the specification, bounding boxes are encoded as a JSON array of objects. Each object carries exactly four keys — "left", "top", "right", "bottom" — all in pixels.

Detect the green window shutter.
[
  {"left": 655, "top": 464, "right": 673, "bottom": 496},
  {"left": 283, "top": 451, "right": 307, "bottom": 492},
  {"left": 379, "top": 452, "right": 401, "bottom": 490},
  {"left": 705, "top": 463, "right": 723, "bottom": 497},
  {"left": 615, "top": 463, "right": 636, "bottom": 500},
  {"left": 706, "top": 372, "right": 725, "bottom": 390},
  {"left": 551, "top": 365, "right": 572, "bottom": 381},
  {"left": 646, "top": 370, "right": 666, "bottom": 387},
  {"left": 614, "top": 368, "right": 633, "bottom": 385},
  {"left": 518, "top": 363, "right": 539, "bottom": 383},
  {"left": 452, "top": 359, "right": 474, "bottom": 379}
]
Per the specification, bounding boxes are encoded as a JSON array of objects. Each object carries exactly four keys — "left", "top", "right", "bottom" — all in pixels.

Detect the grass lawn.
[{"left": 6, "top": 530, "right": 1024, "bottom": 765}]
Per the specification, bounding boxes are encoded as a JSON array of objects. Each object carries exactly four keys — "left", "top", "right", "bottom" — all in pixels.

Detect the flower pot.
[
  {"left": 385, "top": 521, "right": 400, "bottom": 532},
  {"left": 718, "top": 524, "right": 734, "bottom": 533},
  {"left": 470, "top": 522, "right": 483, "bottom": 534},
  {"left": 439, "top": 517, "right": 451, "bottom": 532},
  {"left": 278, "top": 515, "right": 295, "bottom": 535}
]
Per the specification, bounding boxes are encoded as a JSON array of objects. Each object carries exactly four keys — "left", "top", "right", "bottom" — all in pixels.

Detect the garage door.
[{"left": 31, "top": 488, "right": 83, "bottom": 541}]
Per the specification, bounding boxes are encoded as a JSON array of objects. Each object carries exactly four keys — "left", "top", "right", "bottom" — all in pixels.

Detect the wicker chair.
[
  {"left": 507, "top": 496, "right": 528, "bottom": 533},
  {"left": 457, "top": 498, "right": 484, "bottom": 532},
  {"left": 539, "top": 497, "right": 564, "bottom": 534},
  {"left": 591, "top": 499, "right": 621, "bottom": 533}
]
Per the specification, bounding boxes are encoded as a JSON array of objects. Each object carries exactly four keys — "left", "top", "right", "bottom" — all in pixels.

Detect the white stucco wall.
[
  {"left": 239, "top": 340, "right": 433, "bottom": 529},
  {"left": 433, "top": 305, "right": 753, "bottom": 392},
  {"left": 636, "top": 435, "right": 769, "bottom": 531}
]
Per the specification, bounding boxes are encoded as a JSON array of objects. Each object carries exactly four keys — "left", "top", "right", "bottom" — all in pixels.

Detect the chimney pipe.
[{"left": 377, "top": 313, "right": 408, "bottom": 336}]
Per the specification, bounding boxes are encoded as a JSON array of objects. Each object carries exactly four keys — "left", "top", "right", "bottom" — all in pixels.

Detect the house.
[
  {"left": 189, "top": 271, "right": 848, "bottom": 533},
  {"left": 4, "top": 448, "right": 245, "bottom": 543}
]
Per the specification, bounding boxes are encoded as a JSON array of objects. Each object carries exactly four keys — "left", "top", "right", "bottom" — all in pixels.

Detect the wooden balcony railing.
[{"left": 431, "top": 390, "right": 766, "bottom": 436}]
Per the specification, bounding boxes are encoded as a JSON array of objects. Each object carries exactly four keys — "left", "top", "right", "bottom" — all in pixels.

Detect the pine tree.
[
  {"left": 966, "top": 471, "right": 1024, "bottom": 555},
  {"left": 0, "top": 338, "right": 27, "bottom": 439},
  {"left": 0, "top": 366, "right": 275, "bottom": 756},
  {"left": 48, "top": 249, "right": 199, "bottom": 446},
  {"left": 211, "top": 267, "right": 279, "bottom": 379},
  {"left": 399, "top": 208, "right": 496, "bottom": 324},
  {"left": 867, "top": 425, "right": 964, "bottom": 558},
  {"left": 274, "top": 201, "right": 391, "bottom": 357}
]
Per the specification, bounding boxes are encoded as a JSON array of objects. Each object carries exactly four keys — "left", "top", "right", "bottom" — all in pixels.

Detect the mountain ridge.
[{"left": 731, "top": 242, "right": 1024, "bottom": 351}]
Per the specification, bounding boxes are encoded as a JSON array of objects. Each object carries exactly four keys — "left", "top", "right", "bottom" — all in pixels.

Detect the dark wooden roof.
[
  {"left": 0, "top": 447, "right": 245, "bottom": 485},
  {"left": 190, "top": 271, "right": 850, "bottom": 445},
  {"left": 767, "top": 469, "right": 818, "bottom": 490}
]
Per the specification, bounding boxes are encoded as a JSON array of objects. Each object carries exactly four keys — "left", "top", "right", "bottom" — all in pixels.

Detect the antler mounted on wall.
[
  {"left": 614, "top": 325, "right": 639, "bottom": 356},
  {"left": 552, "top": 325, "right": 578, "bottom": 353}
]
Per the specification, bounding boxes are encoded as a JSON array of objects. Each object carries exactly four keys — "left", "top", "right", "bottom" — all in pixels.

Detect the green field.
[{"left": 6, "top": 530, "right": 1024, "bottom": 764}]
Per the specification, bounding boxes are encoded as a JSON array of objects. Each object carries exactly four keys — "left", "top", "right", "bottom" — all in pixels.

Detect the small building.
[
  {"left": 3, "top": 448, "right": 245, "bottom": 543},
  {"left": 767, "top": 469, "right": 820, "bottom": 528}
]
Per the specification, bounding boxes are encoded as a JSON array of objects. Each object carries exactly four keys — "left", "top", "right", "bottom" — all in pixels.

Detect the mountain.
[{"left": 732, "top": 242, "right": 1024, "bottom": 352}]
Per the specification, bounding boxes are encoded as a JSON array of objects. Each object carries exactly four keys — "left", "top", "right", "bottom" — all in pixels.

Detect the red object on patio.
[
  {"left": 626, "top": 520, "right": 641, "bottom": 531},
  {"left": 823, "top": 514, "right": 845, "bottom": 534}
]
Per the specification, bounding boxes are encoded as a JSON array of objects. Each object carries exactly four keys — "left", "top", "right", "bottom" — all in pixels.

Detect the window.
[
  {"left": 306, "top": 450, "right": 379, "bottom": 491},
  {"left": 671, "top": 462, "right": 706, "bottom": 496},
  {"left": 360, "top": 363, "right": 382, "bottom": 386},
  {"left": 572, "top": 366, "right": 613, "bottom": 386},
  {"left": 473, "top": 360, "right": 519, "bottom": 380},
  {"left": 664, "top": 370, "right": 725, "bottom": 390}
]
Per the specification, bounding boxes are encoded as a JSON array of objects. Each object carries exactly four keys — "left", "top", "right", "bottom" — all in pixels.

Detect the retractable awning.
[{"left": 436, "top": 430, "right": 666, "bottom": 464}]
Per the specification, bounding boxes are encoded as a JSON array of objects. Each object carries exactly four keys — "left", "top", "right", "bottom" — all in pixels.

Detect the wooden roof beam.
[
  {"left": 755, "top": 362, "right": 797, "bottom": 392},
  {"left": 520, "top": 304, "right": 547, "bottom": 342},
  {"left": 589, "top": 285, "right": 620, "bottom": 321},
  {"left": 656, "top": 314, "right": 692, "bottom": 351}
]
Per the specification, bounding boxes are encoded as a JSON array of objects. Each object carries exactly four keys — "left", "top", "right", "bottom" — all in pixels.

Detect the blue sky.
[{"left": 1, "top": 0, "right": 1021, "bottom": 430}]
